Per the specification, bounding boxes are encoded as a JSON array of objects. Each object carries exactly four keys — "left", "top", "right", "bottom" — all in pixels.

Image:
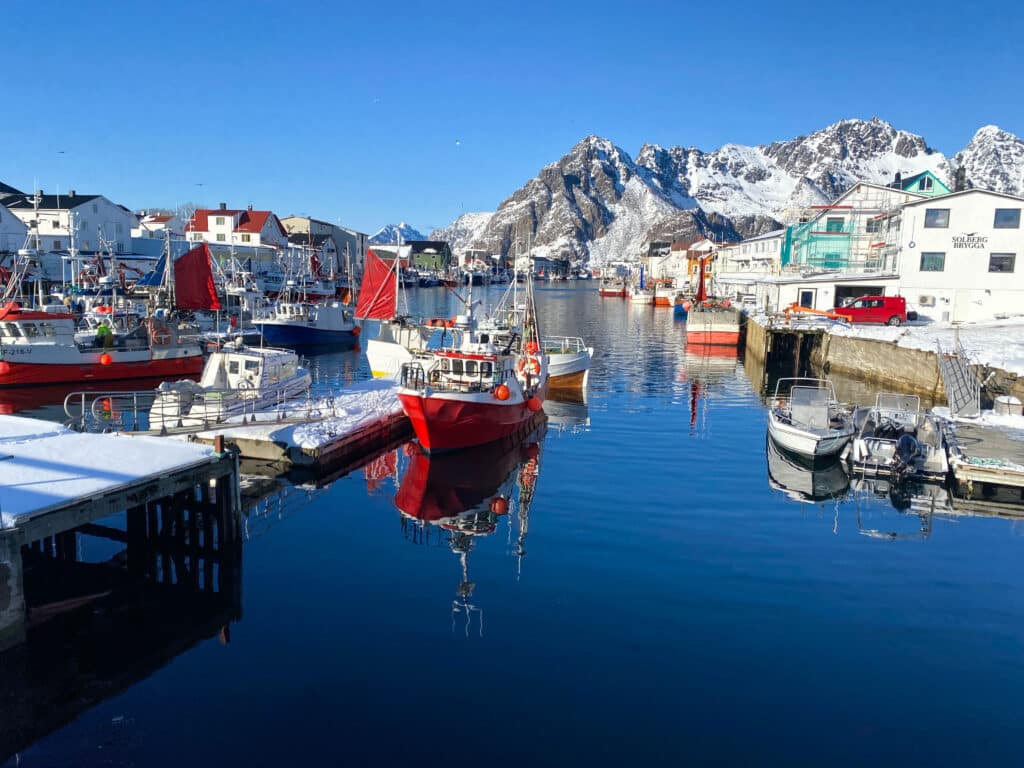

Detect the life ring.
[
  {"left": 151, "top": 327, "right": 172, "bottom": 346},
  {"left": 517, "top": 356, "right": 541, "bottom": 376}
]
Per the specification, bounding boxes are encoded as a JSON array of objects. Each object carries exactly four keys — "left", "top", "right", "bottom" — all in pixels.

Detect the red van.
[{"left": 836, "top": 295, "right": 908, "bottom": 325}]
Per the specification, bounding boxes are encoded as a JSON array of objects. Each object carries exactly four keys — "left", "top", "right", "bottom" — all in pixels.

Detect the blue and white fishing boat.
[
  {"left": 628, "top": 266, "right": 654, "bottom": 304},
  {"left": 255, "top": 300, "right": 360, "bottom": 347}
]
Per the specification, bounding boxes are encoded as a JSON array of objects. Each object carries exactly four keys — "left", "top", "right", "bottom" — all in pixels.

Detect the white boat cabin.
[{"left": 201, "top": 343, "right": 305, "bottom": 391}]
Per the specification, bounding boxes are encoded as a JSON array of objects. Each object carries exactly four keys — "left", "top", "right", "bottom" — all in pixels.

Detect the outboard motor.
[{"left": 894, "top": 433, "right": 921, "bottom": 474}]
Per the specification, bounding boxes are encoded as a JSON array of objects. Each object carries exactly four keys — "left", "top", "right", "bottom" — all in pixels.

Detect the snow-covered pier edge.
[{"left": 187, "top": 379, "right": 411, "bottom": 468}]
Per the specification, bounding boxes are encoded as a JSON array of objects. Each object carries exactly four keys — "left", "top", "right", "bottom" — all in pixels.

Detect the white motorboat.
[
  {"left": 149, "top": 341, "right": 311, "bottom": 430},
  {"left": 767, "top": 378, "right": 855, "bottom": 459},
  {"left": 843, "top": 393, "right": 949, "bottom": 482},
  {"left": 542, "top": 335, "right": 593, "bottom": 391}
]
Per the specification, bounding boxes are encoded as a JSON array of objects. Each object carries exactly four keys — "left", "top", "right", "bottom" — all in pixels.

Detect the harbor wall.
[{"left": 744, "top": 315, "right": 1024, "bottom": 403}]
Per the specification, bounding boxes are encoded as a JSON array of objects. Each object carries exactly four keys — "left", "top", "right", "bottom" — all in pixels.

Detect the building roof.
[
  {"left": 188, "top": 208, "right": 287, "bottom": 237},
  {"left": 899, "top": 187, "right": 1024, "bottom": 208},
  {"left": 0, "top": 181, "right": 25, "bottom": 197},
  {"left": 3, "top": 193, "right": 101, "bottom": 210},
  {"left": 142, "top": 214, "right": 175, "bottom": 223}
]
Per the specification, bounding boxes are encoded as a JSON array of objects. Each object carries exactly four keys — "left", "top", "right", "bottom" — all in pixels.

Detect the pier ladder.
[{"left": 936, "top": 328, "right": 980, "bottom": 418}]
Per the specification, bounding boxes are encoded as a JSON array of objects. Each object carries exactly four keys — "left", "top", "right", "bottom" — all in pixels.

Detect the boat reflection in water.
[
  {"left": 393, "top": 421, "right": 546, "bottom": 635},
  {"left": 678, "top": 346, "right": 741, "bottom": 434},
  {"left": 766, "top": 435, "right": 850, "bottom": 504},
  {"left": 850, "top": 477, "right": 952, "bottom": 540},
  {"left": 544, "top": 391, "right": 590, "bottom": 434}
]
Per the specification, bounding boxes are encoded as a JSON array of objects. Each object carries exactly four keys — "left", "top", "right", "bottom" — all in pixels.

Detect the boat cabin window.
[
  {"left": 228, "top": 360, "right": 240, "bottom": 374},
  {"left": 6, "top": 323, "right": 23, "bottom": 338},
  {"left": 21, "top": 323, "right": 39, "bottom": 337},
  {"left": 440, "top": 358, "right": 450, "bottom": 372},
  {"left": 465, "top": 360, "right": 478, "bottom": 376},
  {"left": 268, "top": 365, "right": 280, "bottom": 383},
  {"left": 245, "top": 360, "right": 261, "bottom": 373},
  {"left": 451, "top": 359, "right": 464, "bottom": 376},
  {"left": 0, "top": 325, "right": 9, "bottom": 337},
  {"left": 283, "top": 362, "right": 296, "bottom": 378},
  {"left": 39, "top": 322, "right": 56, "bottom": 337},
  {"left": 481, "top": 362, "right": 492, "bottom": 378}
]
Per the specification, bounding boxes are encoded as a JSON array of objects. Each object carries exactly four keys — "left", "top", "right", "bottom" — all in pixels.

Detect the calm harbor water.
[{"left": 5, "top": 283, "right": 1024, "bottom": 766}]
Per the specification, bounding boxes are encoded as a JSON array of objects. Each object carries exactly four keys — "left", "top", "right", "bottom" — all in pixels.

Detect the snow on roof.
[
  {"left": 760, "top": 270, "right": 899, "bottom": 285},
  {"left": 0, "top": 416, "right": 215, "bottom": 525}
]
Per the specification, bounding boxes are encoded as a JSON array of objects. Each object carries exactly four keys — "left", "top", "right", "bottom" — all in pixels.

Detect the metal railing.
[
  {"left": 400, "top": 360, "right": 512, "bottom": 395},
  {"left": 542, "top": 336, "right": 588, "bottom": 354},
  {"left": 64, "top": 382, "right": 314, "bottom": 434}
]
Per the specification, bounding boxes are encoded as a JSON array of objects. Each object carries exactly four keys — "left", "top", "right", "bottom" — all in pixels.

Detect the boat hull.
[
  {"left": 398, "top": 392, "right": 542, "bottom": 452},
  {"left": 0, "top": 355, "right": 204, "bottom": 388},
  {"left": 686, "top": 330, "right": 740, "bottom": 346},
  {"left": 768, "top": 414, "right": 853, "bottom": 459},
  {"left": 598, "top": 288, "right": 626, "bottom": 298},
  {"left": 257, "top": 323, "right": 358, "bottom": 347},
  {"left": 547, "top": 348, "right": 592, "bottom": 391}
]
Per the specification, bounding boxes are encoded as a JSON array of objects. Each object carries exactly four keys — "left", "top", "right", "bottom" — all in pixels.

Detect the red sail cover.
[
  {"left": 174, "top": 243, "right": 221, "bottom": 310},
  {"left": 694, "top": 256, "right": 708, "bottom": 303},
  {"left": 354, "top": 249, "right": 397, "bottom": 320}
]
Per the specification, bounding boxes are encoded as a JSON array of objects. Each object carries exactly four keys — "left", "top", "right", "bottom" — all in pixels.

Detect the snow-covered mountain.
[
  {"left": 952, "top": 125, "right": 1024, "bottom": 195},
  {"left": 429, "top": 212, "right": 493, "bottom": 253},
  {"left": 438, "top": 118, "right": 1024, "bottom": 265},
  {"left": 369, "top": 222, "right": 426, "bottom": 244}
]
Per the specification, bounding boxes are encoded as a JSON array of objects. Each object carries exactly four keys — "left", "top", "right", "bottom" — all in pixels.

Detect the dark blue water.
[{"left": 6, "top": 283, "right": 1024, "bottom": 766}]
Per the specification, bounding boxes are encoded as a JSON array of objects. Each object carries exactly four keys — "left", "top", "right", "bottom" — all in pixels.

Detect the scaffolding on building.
[{"left": 784, "top": 185, "right": 907, "bottom": 273}]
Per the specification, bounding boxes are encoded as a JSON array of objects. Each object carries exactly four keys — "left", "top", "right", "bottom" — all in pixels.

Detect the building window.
[
  {"left": 918, "top": 176, "right": 933, "bottom": 191},
  {"left": 924, "top": 208, "right": 950, "bottom": 228},
  {"left": 920, "top": 252, "right": 945, "bottom": 272},
  {"left": 53, "top": 240, "right": 62, "bottom": 250},
  {"left": 241, "top": 233, "right": 251, "bottom": 243},
  {"left": 825, "top": 217, "right": 844, "bottom": 232},
  {"left": 216, "top": 216, "right": 225, "bottom": 225},
  {"left": 92, "top": 204, "right": 98, "bottom": 213},
  {"left": 989, "top": 253, "right": 1016, "bottom": 273},
  {"left": 994, "top": 208, "right": 1021, "bottom": 228},
  {"left": 865, "top": 218, "right": 880, "bottom": 234},
  {"left": 216, "top": 233, "right": 226, "bottom": 242}
]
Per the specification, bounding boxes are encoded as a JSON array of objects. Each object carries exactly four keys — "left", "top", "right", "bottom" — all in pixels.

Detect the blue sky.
[{"left": 2, "top": 0, "right": 1019, "bottom": 235}]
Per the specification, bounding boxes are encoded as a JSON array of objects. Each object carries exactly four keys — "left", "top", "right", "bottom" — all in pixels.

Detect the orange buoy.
[
  {"left": 525, "top": 340, "right": 540, "bottom": 354},
  {"left": 99, "top": 353, "right": 113, "bottom": 365},
  {"left": 526, "top": 396, "right": 542, "bottom": 412},
  {"left": 494, "top": 383, "right": 510, "bottom": 401},
  {"left": 490, "top": 497, "right": 509, "bottom": 515}
]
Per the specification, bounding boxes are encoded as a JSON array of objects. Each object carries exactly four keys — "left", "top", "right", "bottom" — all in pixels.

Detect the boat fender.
[
  {"left": 490, "top": 497, "right": 509, "bottom": 515},
  {"left": 526, "top": 396, "right": 542, "bottom": 412},
  {"left": 493, "top": 384, "right": 510, "bottom": 401}
]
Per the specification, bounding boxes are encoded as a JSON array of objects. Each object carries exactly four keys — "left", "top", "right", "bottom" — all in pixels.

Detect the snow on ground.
[
  {"left": 194, "top": 379, "right": 402, "bottom": 451},
  {"left": 0, "top": 415, "right": 214, "bottom": 526},
  {"left": 828, "top": 316, "right": 1024, "bottom": 376}
]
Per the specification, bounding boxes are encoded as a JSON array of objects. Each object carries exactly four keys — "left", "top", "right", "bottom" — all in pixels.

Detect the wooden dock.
[{"left": 945, "top": 419, "right": 1024, "bottom": 506}]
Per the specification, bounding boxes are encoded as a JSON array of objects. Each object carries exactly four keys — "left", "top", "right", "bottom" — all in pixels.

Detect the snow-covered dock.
[
  {"left": 0, "top": 415, "right": 233, "bottom": 537},
  {"left": 188, "top": 378, "right": 410, "bottom": 468}
]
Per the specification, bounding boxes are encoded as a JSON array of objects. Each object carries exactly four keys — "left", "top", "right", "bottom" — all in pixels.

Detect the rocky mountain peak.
[
  {"left": 433, "top": 119, "right": 1024, "bottom": 266},
  {"left": 953, "top": 124, "right": 1024, "bottom": 195},
  {"left": 370, "top": 222, "right": 426, "bottom": 244}
]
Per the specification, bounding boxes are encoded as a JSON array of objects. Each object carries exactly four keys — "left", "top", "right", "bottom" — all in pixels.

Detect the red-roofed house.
[
  {"left": 186, "top": 203, "right": 288, "bottom": 249},
  {"left": 132, "top": 211, "right": 185, "bottom": 239}
]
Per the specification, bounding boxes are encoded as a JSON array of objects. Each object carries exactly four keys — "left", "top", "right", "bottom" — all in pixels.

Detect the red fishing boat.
[
  {"left": 684, "top": 255, "right": 740, "bottom": 346},
  {"left": 397, "top": 277, "right": 548, "bottom": 452},
  {"left": 0, "top": 243, "right": 218, "bottom": 387}
]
